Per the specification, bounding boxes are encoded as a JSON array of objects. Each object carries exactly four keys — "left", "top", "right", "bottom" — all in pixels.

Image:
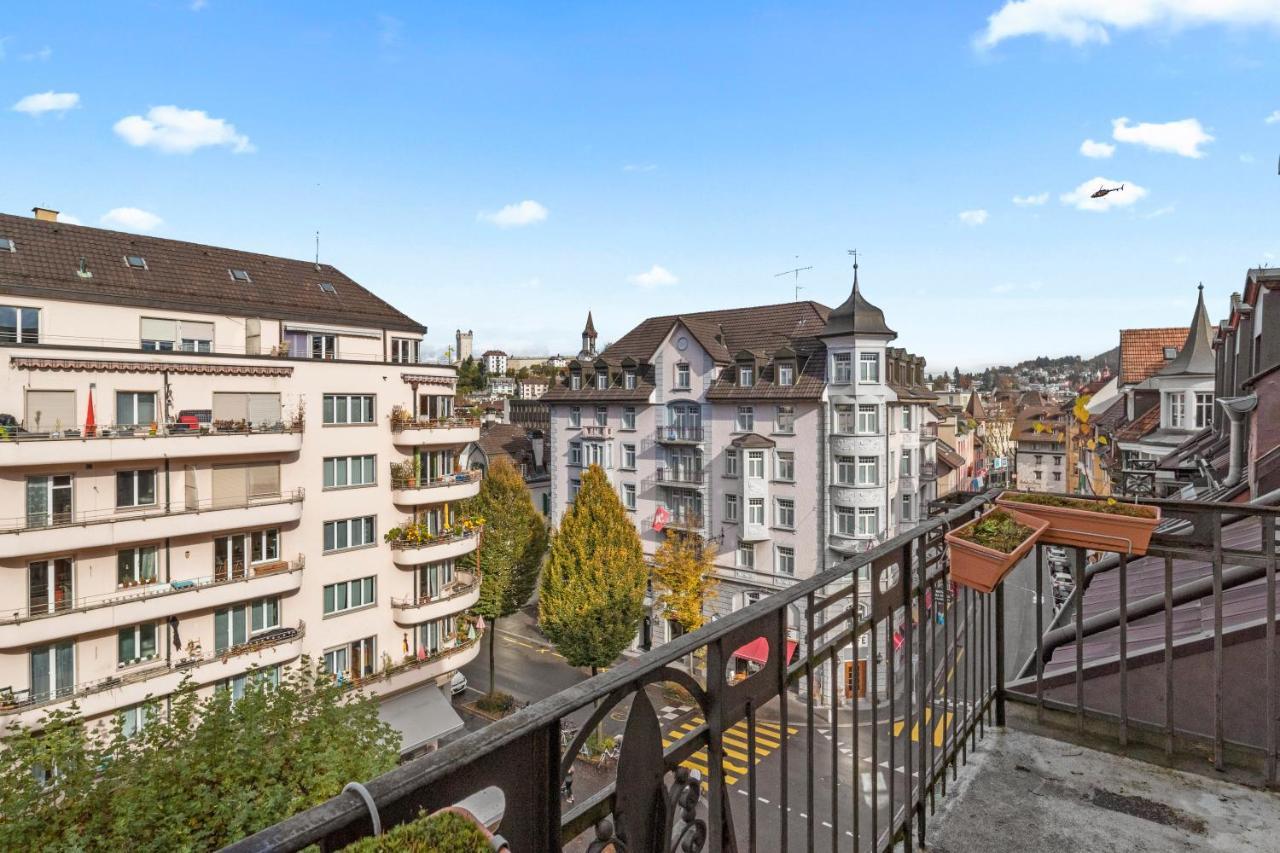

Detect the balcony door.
[
  {"left": 29, "top": 558, "right": 73, "bottom": 615},
  {"left": 30, "top": 642, "right": 74, "bottom": 701},
  {"left": 214, "top": 534, "right": 248, "bottom": 581},
  {"left": 418, "top": 560, "right": 455, "bottom": 600},
  {"left": 26, "top": 475, "right": 72, "bottom": 528}
]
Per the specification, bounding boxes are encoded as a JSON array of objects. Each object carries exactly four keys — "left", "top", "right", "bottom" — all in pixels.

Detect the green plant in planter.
[
  {"left": 383, "top": 526, "right": 403, "bottom": 544},
  {"left": 1001, "top": 492, "right": 1157, "bottom": 519},
  {"left": 953, "top": 510, "right": 1034, "bottom": 554},
  {"left": 340, "top": 808, "right": 490, "bottom": 853}
]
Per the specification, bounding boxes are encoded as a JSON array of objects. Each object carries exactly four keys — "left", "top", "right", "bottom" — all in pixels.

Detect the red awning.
[{"left": 732, "top": 637, "right": 798, "bottom": 666}]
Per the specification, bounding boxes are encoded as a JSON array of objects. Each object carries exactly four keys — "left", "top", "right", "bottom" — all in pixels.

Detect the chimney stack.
[{"left": 32, "top": 207, "right": 59, "bottom": 222}]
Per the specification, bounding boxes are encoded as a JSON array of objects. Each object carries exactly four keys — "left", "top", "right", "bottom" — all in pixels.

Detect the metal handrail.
[
  {"left": 389, "top": 572, "right": 479, "bottom": 608},
  {"left": 0, "top": 488, "right": 306, "bottom": 534},
  {"left": 388, "top": 470, "right": 482, "bottom": 490},
  {"left": 390, "top": 416, "right": 481, "bottom": 433},
  {"left": 0, "top": 420, "right": 302, "bottom": 441}
]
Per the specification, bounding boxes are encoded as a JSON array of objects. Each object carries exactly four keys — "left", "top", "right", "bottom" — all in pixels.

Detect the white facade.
[{"left": 483, "top": 351, "right": 509, "bottom": 375}]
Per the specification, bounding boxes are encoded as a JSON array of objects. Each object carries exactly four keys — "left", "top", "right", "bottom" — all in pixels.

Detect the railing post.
[{"left": 994, "top": 583, "right": 1005, "bottom": 727}]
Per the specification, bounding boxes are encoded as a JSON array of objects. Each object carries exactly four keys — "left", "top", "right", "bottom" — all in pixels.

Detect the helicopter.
[{"left": 1090, "top": 183, "right": 1124, "bottom": 199}]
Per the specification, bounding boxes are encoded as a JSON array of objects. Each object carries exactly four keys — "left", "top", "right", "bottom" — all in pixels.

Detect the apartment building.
[
  {"left": 1013, "top": 398, "right": 1069, "bottom": 493},
  {"left": 544, "top": 272, "right": 936, "bottom": 701},
  {"left": 0, "top": 210, "right": 481, "bottom": 754}
]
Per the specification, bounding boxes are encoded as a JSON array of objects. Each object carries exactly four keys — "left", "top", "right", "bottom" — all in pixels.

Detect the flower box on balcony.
[
  {"left": 945, "top": 507, "right": 1048, "bottom": 594},
  {"left": 995, "top": 491, "right": 1161, "bottom": 556},
  {"left": 253, "top": 560, "right": 290, "bottom": 576}
]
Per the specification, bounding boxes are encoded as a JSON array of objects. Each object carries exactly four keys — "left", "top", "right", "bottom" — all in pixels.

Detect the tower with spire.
[{"left": 579, "top": 311, "right": 598, "bottom": 359}]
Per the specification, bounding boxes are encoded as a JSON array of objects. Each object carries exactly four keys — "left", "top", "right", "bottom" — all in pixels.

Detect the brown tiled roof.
[
  {"left": 1118, "top": 327, "right": 1187, "bottom": 386},
  {"left": 1114, "top": 402, "right": 1161, "bottom": 442},
  {"left": 1092, "top": 395, "right": 1128, "bottom": 432},
  {"left": 936, "top": 439, "right": 967, "bottom": 470},
  {"left": 476, "top": 423, "right": 536, "bottom": 468},
  {"left": 0, "top": 212, "right": 423, "bottom": 333},
  {"left": 1013, "top": 403, "right": 1068, "bottom": 442}
]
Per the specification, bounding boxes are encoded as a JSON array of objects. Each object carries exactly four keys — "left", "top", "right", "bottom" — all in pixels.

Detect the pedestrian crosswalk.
[
  {"left": 663, "top": 716, "right": 798, "bottom": 786},
  {"left": 891, "top": 707, "right": 954, "bottom": 748}
]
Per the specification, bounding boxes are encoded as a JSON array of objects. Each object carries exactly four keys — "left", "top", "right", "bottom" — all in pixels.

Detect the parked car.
[{"left": 450, "top": 670, "right": 468, "bottom": 696}]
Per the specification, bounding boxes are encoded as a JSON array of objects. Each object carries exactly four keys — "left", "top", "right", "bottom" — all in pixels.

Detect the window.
[
  {"left": 117, "top": 546, "right": 158, "bottom": 585},
  {"left": 835, "top": 404, "right": 856, "bottom": 434},
  {"left": 746, "top": 450, "right": 765, "bottom": 478},
  {"left": 622, "top": 483, "right": 636, "bottom": 510},
  {"left": 215, "top": 597, "right": 280, "bottom": 653},
  {"left": 901, "top": 406, "right": 913, "bottom": 430},
  {"left": 322, "top": 394, "right": 374, "bottom": 425},
  {"left": 595, "top": 371, "right": 609, "bottom": 390},
  {"left": 595, "top": 406, "right": 608, "bottom": 426},
  {"left": 116, "top": 391, "right": 157, "bottom": 426},
  {"left": 570, "top": 373, "right": 582, "bottom": 390},
  {"left": 323, "top": 576, "right": 377, "bottom": 615},
  {"left": 569, "top": 406, "right": 582, "bottom": 428},
  {"left": 1034, "top": 471, "right": 1043, "bottom": 481},
  {"left": 736, "top": 406, "right": 754, "bottom": 432},
  {"left": 569, "top": 479, "right": 580, "bottom": 501},
  {"left": 1052, "top": 471, "right": 1063, "bottom": 482},
  {"left": 836, "top": 506, "right": 857, "bottom": 536},
  {"left": 324, "top": 637, "right": 377, "bottom": 679},
  {"left": 622, "top": 444, "right": 636, "bottom": 469},
  {"left": 229, "top": 268, "right": 252, "bottom": 283},
  {"left": 323, "top": 516, "right": 376, "bottom": 552},
  {"left": 775, "top": 498, "right": 795, "bottom": 529},
  {"left": 1054, "top": 456, "right": 1062, "bottom": 466},
  {"left": 220, "top": 666, "right": 280, "bottom": 702},
  {"left": 120, "top": 704, "right": 151, "bottom": 739},
  {"left": 319, "top": 281, "right": 338, "bottom": 295},
  {"left": 118, "top": 623, "right": 158, "bottom": 667},
  {"left": 859, "top": 352, "right": 880, "bottom": 382},
  {"left": 569, "top": 441, "right": 582, "bottom": 466},
  {"left": 737, "top": 542, "right": 755, "bottom": 569},
  {"left": 324, "top": 455, "right": 376, "bottom": 488},
  {"left": 777, "top": 362, "right": 795, "bottom": 387},
  {"left": 125, "top": 255, "right": 147, "bottom": 270},
  {"left": 0, "top": 305, "right": 39, "bottom": 343},
  {"left": 836, "top": 456, "right": 857, "bottom": 485},
  {"left": 724, "top": 494, "right": 739, "bottom": 522},
  {"left": 901, "top": 453, "right": 912, "bottom": 476},
  {"left": 1169, "top": 394, "right": 1186, "bottom": 428},
  {"left": 857, "top": 507, "right": 879, "bottom": 536},
  {"left": 311, "top": 334, "right": 337, "bottom": 360},
  {"left": 624, "top": 370, "right": 637, "bottom": 390},
  {"left": 776, "top": 545, "right": 795, "bottom": 575},
  {"left": 391, "top": 338, "right": 420, "bottom": 363},
  {"left": 1195, "top": 392, "right": 1214, "bottom": 429},
  {"left": 622, "top": 407, "right": 636, "bottom": 430},
  {"left": 725, "top": 449, "right": 739, "bottom": 477},
  {"left": 0, "top": 237, "right": 13, "bottom": 252},
  {"left": 675, "top": 363, "right": 691, "bottom": 389},
  {"left": 1034, "top": 454, "right": 1043, "bottom": 465},
  {"left": 775, "top": 451, "right": 795, "bottom": 481},
  {"left": 28, "top": 558, "right": 73, "bottom": 615},
  {"left": 832, "top": 352, "right": 853, "bottom": 384},
  {"left": 585, "top": 442, "right": 606, "bottom": 467},
  {"left": 901, "top": 494, "right": 913, "bottom": 522},
  {"left": 29, "top": 642, "right": 74, "bottom": 701},
  {"left": 739, "top": 365, "right": 755, "bottom": 386},
  {"left": 1163, "top": 346, "right": 1178, "bottom": 359},
  {"left": 775, "top": 405, "right": 795, "bottom": 434},
  {"left": 857, "top": 456, "right": 879, "bottom": 486},
  {"left": 26, "top": 474, "right": 73, "bottom": 527},
  {"left": 857, "top": 404, "right": 879, "bottom": 434},
  {"left": 116, "top": 469, "right": 157, "bottom": 508},
  {"left": 748, "top": 498, "right": 765, "bottom": 525},
  {"left": 250, "top": 528, "right": 279, "bottom": 564}
]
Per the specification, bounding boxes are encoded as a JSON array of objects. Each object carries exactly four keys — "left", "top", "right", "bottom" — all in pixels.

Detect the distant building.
[
  {"left": 517, "top": 379, "right": 548, "bottom": 399},
  {"left": 509, "top": 398, "right": 550, "bottom": 433},
  {"left": 455, "top": 329, "right": 473, "bottom": 364},
  {"left": 467, "top": 423, "right": 552, "bottom": 517},
  {"left": 1013, "top": 400, "right": 1069, "bottom": 493},
  {"left": 482, "top": 350, "right": 508, "bottom": 375},
  {"left": 486, "top": 376, "right": 516, "bottom": 397}
]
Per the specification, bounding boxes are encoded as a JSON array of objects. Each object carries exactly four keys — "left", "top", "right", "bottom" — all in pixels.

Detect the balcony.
[
  {"left": 920, "top": 422, "right": 939, "bottom": 440},
  {"left": 388, "top": 525, "right": 483, "bottom": 566},
  {"left": 0, "top": 490, "right": 305, "bottom": 560},
  {"left": 654, "top": 509, "right": 704, "bottom": 533},
  {"left": 390, "top": 416, "right": 481, "bottom": 446},
  {"left": 235, "top": 492, "right": 1280, "bottom": 853},
  {"left": 652, "top": 466, "right": 707, "bottom": 488},
  {"left": 654, "top": 425, "right": 704, "bottom": 444},
  {"left": 0, "top": 421, "right": 303, "bottom": 467},
  {"left": 0, "top": 559, "right": 304, "bottom": 649},
  {"left": 920, "top": 461, "right": 938, "bottom": 480},
  {"left": 579, "top": 424, "right": 613, "bottom": 440},
  {"left": 350, "top": 631, "right": 484, "bottom": 699},
  {"left": 390, "top": 469, "right": 482, "bottom": 505},
  {"left": 1, "top": 621, "right": 305, "bottom": 730},
  {"left": 390, "top": 572, "right": 481, "bottom": 625}
]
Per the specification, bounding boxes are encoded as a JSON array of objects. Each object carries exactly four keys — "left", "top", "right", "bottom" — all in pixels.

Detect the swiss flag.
[{"left": 653, "top": 506, "right": 670, "bottom": 532}]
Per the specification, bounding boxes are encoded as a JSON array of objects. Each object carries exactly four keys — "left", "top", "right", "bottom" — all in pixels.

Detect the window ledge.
[
  {"left": 321, "top": 542, "right": 380, "bottom": 557},
  {"left": 323, "top": 483, "right": 378, "bottom": 492},
  {"left": 322, "top": 602, "right": 378, "bottom": 620}
]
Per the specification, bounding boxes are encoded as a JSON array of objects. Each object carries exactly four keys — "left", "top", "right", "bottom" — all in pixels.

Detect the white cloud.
[
  {"left": 1112, "top": 116, "right": 1212, "bottom": 158},
  {"left": 978, "top": 0, "right": 1280, "bottom": 48},
  {"left": 623, "top": 163, "right": 657, "bottom": 172},
  {"left": 190, "top": 0, "right": 207, "bottom": 9},
  {"left": 114, "top": 105, "right": 254, "bottom": 154},
  {"left": 57, "top": 213, "right": 81, "bottom": 225},
  {"left": 100, "top": 207, "right": 163, "bottom": 233},
  {"left": 1143, "top": 204, "right": 1176, "bottom": 219},
  {"left": 20, "top": 46, "right": 52, "bottom": 61},
  {"left": 1059, "top": 177, "right": 1148, "bottom": 211},
  {"left": 12, "top": 91, "right": 79, "bottom": 115},
  {"left": 628, "top": 265, "right": 679, "bottom": 288},
  {"left": 1267, "top": 110, "right": 1280, "bottom": 124},
  {"left": 959, "top": 209, "right": 989, "bottom": 226},
  {"left": 1012, "top": 192, "right": 1049, "bottom": 206},
  {"left": 478, "top": 200, "right": 549, "bottom": 228},
  {"left": 1079, "top": 138, "right": 1115, "bottom": 158}
]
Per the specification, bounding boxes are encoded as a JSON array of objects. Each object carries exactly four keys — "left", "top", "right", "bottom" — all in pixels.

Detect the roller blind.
[
  {"left": 181, "top": 320, "right": 214, "bottom": 341},
  {"left": 247, "top": 462, "right": 280, "bottom": 498},
  {"left": 247, "top": 393, "right": 280, "bottom": 426},
  {"left": 24, "top": 389, "right": 76, "bottom": 431},
  {"left": 140, "top": 318, "right": 177, "bottom": 342},
  {"left": 211, "top": 464, "right": 247, "bottom": 508},
  {"left": 212, "top": 392, "right": 249, "bottom": 421}
]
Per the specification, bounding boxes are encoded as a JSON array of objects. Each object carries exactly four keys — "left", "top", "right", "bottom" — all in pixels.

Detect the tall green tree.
[
  {"left": 0, "top": 661, "right": 399, "bottom": 851},
  {"left": 462, "top": 457, "right": 548, "bottom": 697},
  {"left": 539, "top": 465, "right": 647, "bottom": 678}
]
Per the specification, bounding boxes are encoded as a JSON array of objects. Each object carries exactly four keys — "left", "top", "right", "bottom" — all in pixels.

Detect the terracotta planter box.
[
  {"left": 945, "top": 507, "right": 1049, "bottom": 594},
  {"left": 995, "top": 492, "right": 1161, "bottom": 556}
]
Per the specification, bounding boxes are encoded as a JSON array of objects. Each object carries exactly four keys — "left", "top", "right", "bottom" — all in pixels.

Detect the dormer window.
[
  {"left": 229, "top": 268, "right": 251, "bottom": 283},
  {"left": 739, "top": 366, "right": 754, "bottom": 386},
  {"left": 570, "top": 372, "right": 582, "bottom": 391},
  {"left": 319, "top": 282, "right": 337, "bottom": 294},
  {"left": 125, "top": 255, "right": 147, "bottom": 270},
  {"left": 624, "top": 370, "right": 637, "bottom": 390},
  {"left": 777, "top": 362, "right": 795, "bottom": 387},
  {"left": 0, "top": 238, "right": 14, "bottom": 253},
  {"left": 595, "top": 371, "right": 609, "bottom": 390}
]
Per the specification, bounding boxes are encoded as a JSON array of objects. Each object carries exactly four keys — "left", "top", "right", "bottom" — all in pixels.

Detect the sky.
[{"left": 3, "top": 1, "right": 1280, "bottom": 370}]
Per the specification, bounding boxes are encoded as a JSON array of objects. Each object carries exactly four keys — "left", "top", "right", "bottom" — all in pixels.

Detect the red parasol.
[{"left": 85, "top": 388, "right": 96, "bottom": 437}]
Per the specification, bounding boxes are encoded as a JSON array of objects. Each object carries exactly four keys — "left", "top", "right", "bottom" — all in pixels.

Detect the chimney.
[{"left": 33, "top": 207, "right": 59, "bottom": 222}]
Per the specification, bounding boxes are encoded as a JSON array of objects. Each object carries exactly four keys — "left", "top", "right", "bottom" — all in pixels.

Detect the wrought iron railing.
[
  {"left": 229, "top": 491, "right": 1005, "bottom": 852},
  {"left": 1118, "top": 459, "right": 1157, "bottom": 498},
  {"left": 655, "top": 425, "right": 704, "bottom": 443}
]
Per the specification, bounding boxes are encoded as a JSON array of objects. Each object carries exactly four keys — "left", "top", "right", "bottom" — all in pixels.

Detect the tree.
[
  {"left": 462, "top": 458, "right": 548, "bottom": 698},
  {"left": 0, "top": 662, "right": 399, "bottom": 850},
  {"left": 651, "top": 532, "right": 717, "bottom": 634},
  {"left": 539, "top": 465, "right": 647, "bottom": 678}
]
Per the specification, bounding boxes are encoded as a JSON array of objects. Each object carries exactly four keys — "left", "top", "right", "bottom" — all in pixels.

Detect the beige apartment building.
[{"left": 0, "top": 210, "right": 481, "bottom": 753}]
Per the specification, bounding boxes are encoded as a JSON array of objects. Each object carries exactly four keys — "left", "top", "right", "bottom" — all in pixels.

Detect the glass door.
[
  {"left": 30, "top": 642, "right": 74, "bottom": 701},
  {"left": 26, "top": 475, "right": 72, "bottom": 528},
  {"left": 29, "top": 558, "right": 73, "bottom": 614},
  {"left": 418, "top": 560, "right": 455, "bottom": 601},
  {"left": 214, "top": 535, "right": 248, "bottom": 580}
]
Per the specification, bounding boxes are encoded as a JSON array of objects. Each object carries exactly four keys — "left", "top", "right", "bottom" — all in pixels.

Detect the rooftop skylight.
[
  {"left": 229, "top": 268, "right": 251, "bottom": 283},
  {"left": 318, "top": 282, "right": 337, "bottom": 294},
  {"left": 0, "top": 238, "right": 14, "bottom": 253},
  {"left": 125, "top": 255, "right": 147, "bottom": 270}
]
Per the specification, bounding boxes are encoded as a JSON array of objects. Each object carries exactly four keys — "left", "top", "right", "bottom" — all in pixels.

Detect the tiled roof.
[
  {"left": 0, "top": 212, "right": 423, "bottom": 333},
  {"left": 1092, "top": 395, "right": 1128, "bottom": 432},
  {"left": 476, "top": 423, "right": 535, "bottom": 467},
  {"left": 1013, "top": 403, "right": 1068, "bottom": 441},
  {"left": 1118, "top": 327, "right": 1187, "bottom": 386},
  {"left": 1114, "top": 402, "right": 1161, "bottom": 442}
]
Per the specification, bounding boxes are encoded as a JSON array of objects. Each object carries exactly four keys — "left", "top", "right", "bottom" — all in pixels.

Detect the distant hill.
[{"left": 1002, "top": 346, "right": 1119, "bottom": 376}]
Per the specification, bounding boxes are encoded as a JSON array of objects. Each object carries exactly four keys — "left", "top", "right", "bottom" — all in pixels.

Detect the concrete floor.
[{"left": 925, "top": 727, "right": 1280, "bottom": 852}]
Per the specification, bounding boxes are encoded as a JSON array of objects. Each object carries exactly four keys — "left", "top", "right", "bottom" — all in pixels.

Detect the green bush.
[{"left": 340, "top": 809, "right": 491, "bottom": 853}]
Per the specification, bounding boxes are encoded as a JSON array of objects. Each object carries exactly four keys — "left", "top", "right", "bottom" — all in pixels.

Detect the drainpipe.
[{"left": 1218, "top": 395, "right": 1258, "bottom": 488}]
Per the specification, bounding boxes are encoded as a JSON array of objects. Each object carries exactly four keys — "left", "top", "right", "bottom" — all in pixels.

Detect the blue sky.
[{"left": 3, "top": 2, "right": 1280, "bottom": 370}]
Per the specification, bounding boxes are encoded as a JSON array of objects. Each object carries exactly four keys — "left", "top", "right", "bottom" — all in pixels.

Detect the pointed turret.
[
  {"left": 579, "top": 311, "right": 598, "bottom": 359},
  {"left": 820, "top": 259, "right": 896, "bottom": 339},
  {"left": 1158, "top": 284, "right": 1215, "bottom": 377}
]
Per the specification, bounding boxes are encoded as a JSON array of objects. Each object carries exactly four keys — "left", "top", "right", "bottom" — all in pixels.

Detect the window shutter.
[
  {"left": 247, "top": 393, "right": 280, "bottom": 426},
  {"left": 212, "top": 392, "right": 249, "bottom": 422},
  {"left": 247, "top": 462, "right": 280, "bottom": 498},
  {"left": 140, "top": 318, "right": 177, "bottom": 343},
  {"left": 24, "top": 389, "right": 76, "bottom": 431},
  {"left": 181, "top": 320, "right": 214, "bottom": 341},
  {"left": 212, "top": 464, "right": 248, "bottom": 508}
]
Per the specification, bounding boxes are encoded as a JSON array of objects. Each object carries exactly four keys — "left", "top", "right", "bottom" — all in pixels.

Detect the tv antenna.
[
  {"left": 775, "top": 257, "right": 813, "bottom": 301},
  {"left": 314, "top": 231, "right": 321, "bottom": 270}
]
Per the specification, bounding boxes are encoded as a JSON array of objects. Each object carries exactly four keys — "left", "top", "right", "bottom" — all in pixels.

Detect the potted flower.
[
  {"left": 338, "top": 806, "right": 495, "bottom": 852},
  {"left": 945, "top": 506, "right": 1048, "bottom": 594},
  {"left": 995, "top": 491, "right": 1161, "bottom": 556}
]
